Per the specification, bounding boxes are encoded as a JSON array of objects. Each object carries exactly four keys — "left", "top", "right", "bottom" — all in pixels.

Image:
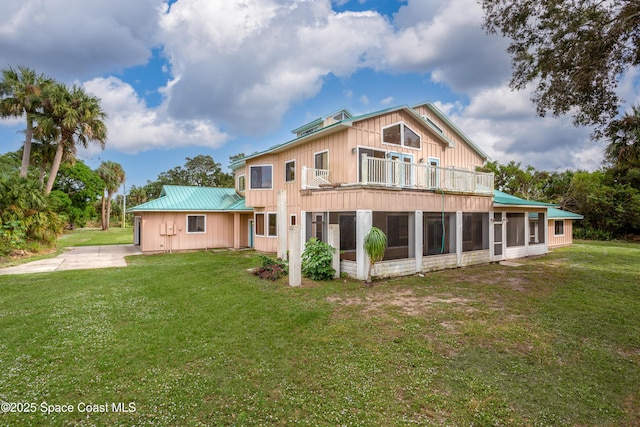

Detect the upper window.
[
  {"left": 237, "top": 175, "right": 246, "bottom": 192},
  {"left": 382, "top": 122, "right": 421, "bottom": 149},
  {"left": 554, "top": 220, "right": 564, "bottom": 236},
  {"left": 315, "top": 151, "right": 328, "bottom": 170},
  {"left": 250, "top": 165, "right": 272, "bottom": 189},
  {"left": 422, "top": 114, "right": 443, "bottom": 133},
  {"left": 285, "top": 160, "right": 295, "bottom": 183},
  {"left": 187, "top": 215, "right": 205, "bottom": 234}
]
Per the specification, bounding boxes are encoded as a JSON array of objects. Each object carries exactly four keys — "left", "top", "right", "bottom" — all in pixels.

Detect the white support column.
[
  {"left": 524, "top": 211, "right": 530, "bottom": 255},
  {"left": 456, "top": 211, "right": 463, "bottom": 266},
  {"left": 277, "top": 190, "right": 287, "bottom": 259},
  {"left": 300, "top": 211, "right": 307, "bottom": 255},
  {"left": 356, "top": 210, "right": 372, "bottom": 281},
  {"left": 289, "top": 225, "right": 301, "bottom": 287},
  {"left": 414, "top": 211, "right": 423, "bottom": 273},
  {"left": 327, "top": 224, "right": 340, "bottom": 279}
]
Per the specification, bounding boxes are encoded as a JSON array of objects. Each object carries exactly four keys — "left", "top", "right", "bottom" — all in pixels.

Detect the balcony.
[{"left": 302, "top": 156, "right": 494, "bottom": 195}]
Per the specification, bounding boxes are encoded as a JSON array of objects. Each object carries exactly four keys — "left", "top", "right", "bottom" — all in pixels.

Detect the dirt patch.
[{"left": 326, "top": 289, "right": 474, "bottom": 316}]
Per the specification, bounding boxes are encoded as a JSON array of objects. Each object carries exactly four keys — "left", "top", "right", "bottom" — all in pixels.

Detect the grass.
[
  {"left": 0, "top": 239, "right": 638, "bottom": 425},
  {"left": 57, "top": 226, "right": 133, "bottom": 248}
]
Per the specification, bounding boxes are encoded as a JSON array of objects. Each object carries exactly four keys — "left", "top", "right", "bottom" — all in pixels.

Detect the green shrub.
[
  {"left": 254, "top": 254, "right": 288, "bottom": 281},
  {"left": 301, "top": 238, "right": 335, "bottom": 281}
]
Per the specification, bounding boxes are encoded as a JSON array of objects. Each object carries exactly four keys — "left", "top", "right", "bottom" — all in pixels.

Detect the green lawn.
[
  {"left": 0, "top": 241, "right": 638, "bottom": 426},
  {"left": 57, "top": 226, "right": 133, "bottom": 248}
]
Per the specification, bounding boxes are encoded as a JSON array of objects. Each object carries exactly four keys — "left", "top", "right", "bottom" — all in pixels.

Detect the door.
[
  {"left": 133, "top": 216, "right": 141, "bottom": 246},
  {"left": 493, "top": 212, "right": 504, "bottom": 261},
  {"left": 388, "top": 153, "right": 413, "bottom": 187},
  {"left": 248, "top": 220, "right": 254, "bottom": 248}
]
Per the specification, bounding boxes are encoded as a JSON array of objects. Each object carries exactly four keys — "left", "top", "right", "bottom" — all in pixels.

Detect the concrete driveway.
[{"left": 0, "top": 244, "right": 142, "bottom": 275}]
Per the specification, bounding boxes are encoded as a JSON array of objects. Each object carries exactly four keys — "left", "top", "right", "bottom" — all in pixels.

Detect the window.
[
  {"left": 187, "top": 215, "right": 205, "bottom": 233},
  {"left": 250, "top": 165, "right": 272, "bottom": 189},
  {"left": 387, "top": 215, "right": 409, "bottom": 247},
  {"left": 424, "top": 212, "right": 455, "bottom": 255},
  {"left": 237, "top": 175, "right": 246, "bottom": 192},
  {"left": 528, "top": 212, "right": 545, "bottom": 244},
  {"left": 554, "top": 220, "right": 564, "bottom": 236},
  {"left": 255, "top": 213, "right": 265, "bottom": 236},
  {"left": 290, "top": 215, "right": 297, "bottom": 226},
  {"left": 314, "top": 151, "right": 328, "bottom": 170},
  {"left": 422, "top": 114, "right": 443, "bottom": 133},
  {"left": 428, "top": 157, "right": 440, "bottom": 188},
  {"left": 285, "top": 160, "right": 295, "bottom": 182},
  {"left": 358, "top": 148, "right": 386, "bottom": 183},
  {"left": 463, "top": 213, "right": 489, "bottom": 252},
  {"left": 507, "top": 213, "right": 525, "bottom": 247},
  {"left": 268, "top": 213, "right": 277, "bottom": 237},
  {"left": 382, "top": 122, "right": 421, "bottom": 149}
]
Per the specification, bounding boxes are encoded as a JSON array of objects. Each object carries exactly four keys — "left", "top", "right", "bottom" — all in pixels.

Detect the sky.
[{"left": 1, "top": 0, "right": 638, "bottom": 190}]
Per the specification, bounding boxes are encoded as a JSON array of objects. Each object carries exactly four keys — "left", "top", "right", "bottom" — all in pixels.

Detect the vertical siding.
[
  {"left": 138, "top": 211, "right": 238, "bottom": 253},
  {"left": 548, "top": 219, "right": 574, "bottom": 248}
]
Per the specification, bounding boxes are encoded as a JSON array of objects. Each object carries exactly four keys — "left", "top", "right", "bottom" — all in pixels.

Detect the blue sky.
[{"left": 2, "top": 0, "right": 636, "bottom": 189}]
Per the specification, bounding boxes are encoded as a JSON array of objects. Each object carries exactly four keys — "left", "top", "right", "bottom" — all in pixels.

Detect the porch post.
[
  {"left": 456, "top": 211, "right": 463, "bottom": 266},
  {"left": 277, "top": 190, "right": 287, "bottom": 259},
  {"left": 289, "top": 225, "right": 301, "bottom": 287},
  {"left": 300, "top": 211, "right": 307, "bottom": 255},
  {"left": 327, "top": 224, "right": 340, "bottom": 279},
  {"left": 524, "top": 211, "right": 530, "bottom": 255},
  {"left": 414, "top": 211, "right": 423, "bottom": 273},
  {"left": 356, "top": 210, "right": 372, "bottom": 281},
  {"left": 233, "top": 212, "right": 241, "bottom": 249}
]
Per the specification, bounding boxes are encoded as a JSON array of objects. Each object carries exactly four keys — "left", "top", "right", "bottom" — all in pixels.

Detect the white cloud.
[
  {"left": 82, "top": 77, "right": 229, "bottom": 154},
  {"left": 0, "top": 0, "right": 162, "bottom": 80},
  {"left": 158, "top": 0, "right": 391, "bottom": 134}
]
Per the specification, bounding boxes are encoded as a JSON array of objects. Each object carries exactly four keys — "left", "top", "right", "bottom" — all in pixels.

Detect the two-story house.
[
  {"left": 130, "top": 102, "right": 562, "bottom": 280},
  {"left": 230, "top": 102, "right": 516, "bottom": 280}
]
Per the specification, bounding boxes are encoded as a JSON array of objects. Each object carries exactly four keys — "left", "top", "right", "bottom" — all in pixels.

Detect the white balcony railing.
[
  {"left": 301, "top": 157, "right": 494, "bottom": 195},
  {"left": 302, "top": 166, "right": 330, "bottom": 189},
  {"left": 360, "top": 155, "right": 494, "bottom": 194}
]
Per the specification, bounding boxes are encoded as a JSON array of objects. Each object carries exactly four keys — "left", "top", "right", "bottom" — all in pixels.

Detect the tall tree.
[
  {"left": 605, "top": 105, "right": 640, "bottom": 170},
  {"left": 0, "top": 65, "right": 53, "bottom": 178},
  {"left": 480, "top": 0, "right": 640, "bottom": 134},
  {"left": 97, "top": 161, "right": 125, "bottom": 230},
  {"left": 37, "top": 83, "right": 108, "bottom": 195}
]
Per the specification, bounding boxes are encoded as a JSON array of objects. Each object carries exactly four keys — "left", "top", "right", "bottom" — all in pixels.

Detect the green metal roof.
[
  {"left": 493, "top": 190, "right": 557, "bottom": 207},
  {"left": 548, "top": 207, "right": 583, "bottom": 220},
  {"left": 127, "top": 185, "right": 251, "bottom": 212}
]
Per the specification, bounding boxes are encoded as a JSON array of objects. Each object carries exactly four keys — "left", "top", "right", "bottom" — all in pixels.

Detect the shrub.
[
  {"left": 301, "top": 238, "right": 335, "bottom": 281},
  {"left": 254, "top": 254, "right": 288, "bottom": 281}
]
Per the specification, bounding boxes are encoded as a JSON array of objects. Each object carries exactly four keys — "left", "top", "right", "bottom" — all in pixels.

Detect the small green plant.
[
  {"left": 301, "top": 238, "right": 336, "bottom": 281},
  {"left": 363, "top": 226, "right": 387, "bottom": 285},
  {"left": 254, "top": 254, "right": 288, "bottom": 281}
]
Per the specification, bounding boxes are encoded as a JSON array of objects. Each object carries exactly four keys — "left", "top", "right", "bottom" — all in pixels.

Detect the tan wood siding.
[
  {"left": 548, "top": 219, "right": 573, "bottom": 248},
  {"left": 138, "top": 212, "right": 240, "bottom": 253}
]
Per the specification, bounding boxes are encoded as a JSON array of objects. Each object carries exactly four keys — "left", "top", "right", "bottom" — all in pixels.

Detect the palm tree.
[
  {"left": 0, "top": 65, "right": 54, "bottom": 178},
  {"left": 363, "top": 226, "right": 387, "bottom": 285},
  {"left": 605, "top": 105, "right": 640, "bottom": 170},
  {"left": 97, "top": 161, "right": 125, "bottom": 230},
  {"left": 37, "top": 83, "right": 108, "bottom": 195}
]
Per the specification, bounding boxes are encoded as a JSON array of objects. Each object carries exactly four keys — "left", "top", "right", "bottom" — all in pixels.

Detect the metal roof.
[
  {"left": 547, "top": 207, "right": 583, "bottom": 220},
  {"left": 127, "top": 185, "right": 251, "bottom": 212},
  {"left": 493, "top": 190, "right": 557, "bottom": 208}
]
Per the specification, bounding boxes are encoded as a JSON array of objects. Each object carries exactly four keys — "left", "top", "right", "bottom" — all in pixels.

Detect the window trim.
[
  {"left": 314, "top": 150, "right": 329, "bottom": 170},
  {"left": 237, "top": 174, "right": 246, "bottom": 192},
  {"left": 554, "top": 220, "right": 565, "bottom": 236},
  {"left": 284, "top": 159, "right": 296, "bottom": 183},
  {"left": 186, "top": 214, "right": 206, "bottom": 234},
  {"left": 381, "top": 121, "right": 421, "bottom": 150},
  {"left": 267, "top": 212, "right": 277, "bottom": 237},
  {"left": 255, "top": 213, "right": 265, "bottom": 236},
  {"left": 249, "top": 164, "right": 273, "bottom": 190}
]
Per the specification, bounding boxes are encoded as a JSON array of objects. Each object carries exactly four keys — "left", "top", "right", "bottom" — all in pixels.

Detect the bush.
[
  {"left": 254, "top": 254, "right": 288, "bottom": 281},
  {"left": 301, "top": 238, "right": 335, "bottom": 281}
]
